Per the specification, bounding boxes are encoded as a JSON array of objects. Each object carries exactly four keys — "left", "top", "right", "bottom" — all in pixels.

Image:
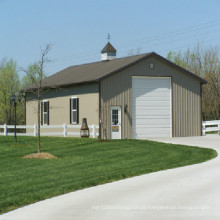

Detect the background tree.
[
  {"left": 128, "top": 48, "right": 142, "bottom": 56},
  {"left": 21, "top": 44, "right": 52, "bottom": 153},
  {"left": 0, "top": 58, "right": 24, "bottom": 125},
  {"left": 21, "top": 62, "right": 46, "bottom": 89},
  {"left": 167, "top": 44, "right": 220, "bottom": 120}
]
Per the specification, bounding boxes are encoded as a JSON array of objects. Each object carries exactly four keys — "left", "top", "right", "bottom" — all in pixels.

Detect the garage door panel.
[
  {"left": 135, "top": 90, "right": 170, "bottom": 96},
  {"left": 135, "top": 130, "right": 171, "bottom": 137},
  {"left": 133, "top": 78, "right": 170, "bottom": 86},
  {"left": 132, "top": 77, "right": 172, "bottom": 138},
  {"left": 134, "top": 128, "right": 171, "bottom": 134},
  {"left": 135, "top": 96, "right": 171, "bottom": 101},
  {"left": 134, "top": 126, "right": 171, "bottom": 131},
  {"left": 134, "top": 109, "right": 171, "bottom": 115},
  {"left": 134, "top": 101, "right": 170, "bottom": 108},
  {"left": 134, "top": 89, "right": 170, "bottom": 95},
  {"left": 136, "top": 133, "right": 170, "bottom": 139},
  {"left": 134, "top": 109, "right": 171, "bottom": 116},
  {"left": 134, "top": 116, "right": 171, "bottom": 120},
  {"left": 135, "top": 118, "right": 171, "bottom": 125}
]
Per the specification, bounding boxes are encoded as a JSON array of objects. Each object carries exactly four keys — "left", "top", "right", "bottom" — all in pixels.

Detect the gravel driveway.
[{"left": 0, "top": 136, "right": 220, "bottom": 220}]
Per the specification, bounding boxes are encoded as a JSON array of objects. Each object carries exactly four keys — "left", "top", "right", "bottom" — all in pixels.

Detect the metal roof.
[
  {"left": 101, "top": 42, "right": 117, "bottom": 53},
  {"left": 24, "top": 52, "right": 206, "bottom": 91}
]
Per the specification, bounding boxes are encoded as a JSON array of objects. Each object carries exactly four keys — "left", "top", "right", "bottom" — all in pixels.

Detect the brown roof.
[
  {"left": 101, "top": 42, "right": 117, "bottom": 53},
  {"left": 24, "top": 52, "right": 206, "bottom": 91}
]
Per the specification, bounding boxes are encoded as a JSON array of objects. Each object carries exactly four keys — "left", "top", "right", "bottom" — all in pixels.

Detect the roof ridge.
[{"left": 52, "top": 53, "right": 152, "bottom": 74}]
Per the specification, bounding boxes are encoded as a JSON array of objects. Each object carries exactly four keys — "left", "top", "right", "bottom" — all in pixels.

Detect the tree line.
[
  {"left": 0, "top": 58, "right": 46, "bottom": 125},
  {"left": 167, "top": 44, "right": 220, "bottom": 120}
]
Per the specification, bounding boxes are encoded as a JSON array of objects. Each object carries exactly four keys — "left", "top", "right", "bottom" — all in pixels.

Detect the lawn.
[{"left": 0, "top": 136, "right": 217, "bottom": 214}]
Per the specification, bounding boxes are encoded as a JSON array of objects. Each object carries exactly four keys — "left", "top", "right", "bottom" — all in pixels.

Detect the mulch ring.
[{"left": 22, "top": 152, "right": 58, "bottom": 159}]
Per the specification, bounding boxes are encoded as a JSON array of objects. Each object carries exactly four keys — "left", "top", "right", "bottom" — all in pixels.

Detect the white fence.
[
  {"left": 0, "top": 124, "right": 99, "bottom": 138},
  {"left": 202, "top": 120, "right": 220, "bottom": 136}
]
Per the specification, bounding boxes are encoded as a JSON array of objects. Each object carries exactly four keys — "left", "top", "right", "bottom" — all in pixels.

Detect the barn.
[{"left": 25, "top": 42, "right": 206, "bottom": 139}]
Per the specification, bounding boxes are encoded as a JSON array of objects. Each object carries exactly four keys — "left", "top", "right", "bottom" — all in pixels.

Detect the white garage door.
[{"left": 132, "top": 77, "right": 172, "bottom": 138}]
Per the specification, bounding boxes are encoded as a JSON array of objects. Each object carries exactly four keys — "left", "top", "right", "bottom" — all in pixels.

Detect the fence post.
[
  {"left": 218, "top": 122, "right": 220, "bottom": 135},
  {"left": 4, "top": 124, "right": 7, "bottom": 136},
  {"left": 92, "top": 124, "right": 96, "bottom": 138},
  {"left": 33, "top": 124, "right": 37, "bottom": 137},
  {"left": 202, "top": 123, "right": 206, "bottom": 136},
  {"left": 63, "top": 123, "right": 67, "bottom": 137}
]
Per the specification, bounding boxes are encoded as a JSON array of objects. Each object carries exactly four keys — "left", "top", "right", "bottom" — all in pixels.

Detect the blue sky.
[{"left": 1, "top": 0, "right": 220, "bottom": 78}]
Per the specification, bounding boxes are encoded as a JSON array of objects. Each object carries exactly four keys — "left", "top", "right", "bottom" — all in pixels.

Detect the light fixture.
[
  {"left": 11, "top": 93, "right": 21, "bottom": 142},
  {"left": 124, "top": 104, "right": 128, "bottom": 113}
]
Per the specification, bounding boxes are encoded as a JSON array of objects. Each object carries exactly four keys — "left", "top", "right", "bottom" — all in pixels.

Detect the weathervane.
[{"left": 107, "top": 33, "right": 111, "bottom": 42}]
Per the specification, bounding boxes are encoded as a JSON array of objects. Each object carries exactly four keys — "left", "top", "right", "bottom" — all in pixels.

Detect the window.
[
  {"left": 41, "top": 101, "right": 49, "bottom": 125},
  {"left": 149, "top": 62, "right": 154, "bottom": 69},
  {"left": 70, "top": 97, "right": 79, "bottom": 124},
  {"left": 112, "top": 109, "right": 119, "bottom": 125}
]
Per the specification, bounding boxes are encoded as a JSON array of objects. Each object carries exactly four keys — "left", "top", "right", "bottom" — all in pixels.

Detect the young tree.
[{"left": 21, "top": 44, "right": 52, "bottom": 153}]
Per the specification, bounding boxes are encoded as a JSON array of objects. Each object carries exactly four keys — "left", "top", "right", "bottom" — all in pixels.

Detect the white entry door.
[{"left": 111, "top": 106, "right": 121, "bottom": 139}]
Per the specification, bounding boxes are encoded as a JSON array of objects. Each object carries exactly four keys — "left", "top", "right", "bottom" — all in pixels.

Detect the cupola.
[{"left": 101, "top": 42, "right": 117, "bottom": 61}]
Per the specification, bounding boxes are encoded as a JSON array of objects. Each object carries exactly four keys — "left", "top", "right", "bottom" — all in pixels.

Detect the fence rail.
[
  {"left": 0, "top": 124, "right": 99, "bottom": 138},
  {"left": 202, "top": 120, "right": 220, "bottom": 136},
  {"left": 1, "top": 121, "right": 219, "bottom": 138}
]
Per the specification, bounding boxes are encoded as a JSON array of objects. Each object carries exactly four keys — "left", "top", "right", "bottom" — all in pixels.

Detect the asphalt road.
[{"left": 1, "top": 136, "right": 220, "bottom": 220}]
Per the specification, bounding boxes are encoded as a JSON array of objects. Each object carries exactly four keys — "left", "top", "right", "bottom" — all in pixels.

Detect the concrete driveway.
[{"left": 1, "top": 136, "right": 220, "bottom": 220}]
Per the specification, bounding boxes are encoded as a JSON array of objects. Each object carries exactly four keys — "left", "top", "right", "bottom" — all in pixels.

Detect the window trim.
[
  {"left": 41, "top": 100, "right": 49, "bottom": 126},
  {"left": 70, "top": 97, "right": 79, "bottom": 124}
]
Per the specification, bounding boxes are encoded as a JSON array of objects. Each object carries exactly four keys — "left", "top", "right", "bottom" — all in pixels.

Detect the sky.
[{"left": 1, "top": 0, "right": 220, "bottom": 78}]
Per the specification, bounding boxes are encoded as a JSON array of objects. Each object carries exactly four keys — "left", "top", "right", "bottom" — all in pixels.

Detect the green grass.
[
  {"left": 0, "top": 136, "right": 217, "bottom": 214},
  {"left": 206, "top": 131, "right": 219, "bottom": 134}
]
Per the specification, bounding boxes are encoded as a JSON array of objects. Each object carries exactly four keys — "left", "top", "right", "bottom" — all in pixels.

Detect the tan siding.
[
  {"left": 26, "top": 84, "right": 99, "bottom": 135},
  {"left": 26, "top": 100, "right": 38, "bottom": 126},
  {"left": 101, "top": 56, "right": 202, "bottom": 139}
]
